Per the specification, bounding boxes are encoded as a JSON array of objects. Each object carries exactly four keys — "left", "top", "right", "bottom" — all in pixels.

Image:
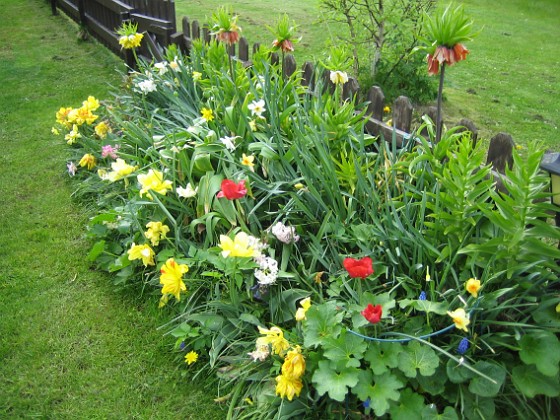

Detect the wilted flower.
[
  {"left": 270, "top": 221, "right": 300, "bottom": 244},
  {"left": 447, "top": 307, "right": 470, "bottom": 332},
  {"left": 343, "top": 256, "right": 374, "bottom": 279},
  {"left": 275, "top": 373, "right": 303, "bottom": 401},
  {"left": 256, "top": 326, "right": 290, "bottom": 356},
  {"left": 78, "top": 153, "right": 96, "bottom": 170},
  {"left": 361, "top": 303, "right": 382, "bottom": 324},
  {"left": 176, "top": 183, "right": 198, "bottom": 198},
  {"left": 282, "top": 346, "right": 306, "bottom": 378},
  {"left": 67, "top": 161, "right": 77, "bottom": 177},
  {"left": 127, "top": 243, "right": 155, "bottom": 267},
  {"left": 248, "top": 344, "right": 270, "bottom": 362}
]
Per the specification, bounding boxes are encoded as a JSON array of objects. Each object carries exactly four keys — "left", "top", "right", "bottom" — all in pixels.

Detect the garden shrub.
[{"left": 53, "top": 33, "right": 560, "bottom": 419}]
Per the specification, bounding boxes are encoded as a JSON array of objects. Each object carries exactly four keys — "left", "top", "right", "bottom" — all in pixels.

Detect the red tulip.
[
  {"left": 343, "top": 256, "right": 374, "bottom": 279},
  {"left": 361, "top": 303, "right": 382, "bottom": 324},
  {"left": 217, "top": 179, "right": 247, "bottom": 199}
]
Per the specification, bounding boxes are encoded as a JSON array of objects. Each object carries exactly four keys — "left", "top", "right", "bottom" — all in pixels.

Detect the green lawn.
[
  {"left": 0, "top": 0, "right": 223, "bottom": 417},
  {"left": 175, "top": 0, "right": 560, "bottom": 149}
]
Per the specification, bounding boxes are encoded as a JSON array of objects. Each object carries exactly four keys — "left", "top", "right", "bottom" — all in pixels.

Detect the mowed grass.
[
  {"left": 175, "top": 0, "right": 560, "bottom": 149},
  {"left": 0, "top": 0, "right": 223, "bottom": 418}
]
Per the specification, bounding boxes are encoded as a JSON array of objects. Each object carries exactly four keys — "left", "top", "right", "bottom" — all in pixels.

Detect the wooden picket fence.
[{"left": 47, "top": 1, "right": 517, "bottom": 180}]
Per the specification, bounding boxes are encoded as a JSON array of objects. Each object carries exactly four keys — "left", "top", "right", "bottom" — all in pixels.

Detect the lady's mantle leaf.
[
  {"left": 512, "top": 365, "right": 560, "bottom": 398},
  {"left": 397, "top": 341, "right": 440, "bottom": 378},
  {"left": 323, "top": 329, "right": 367, "bottom": 368},
  {"left": 311, "top": 360, "right": 359, "bottom": 402},
  {"left": 353, "top": 370, "right": 403, "bottom": 417},
  {"left": 303, "top": 301, "right": 344, "bottom": 348}
]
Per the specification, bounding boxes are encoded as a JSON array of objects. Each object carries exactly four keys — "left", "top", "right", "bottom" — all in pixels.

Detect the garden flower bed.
[{"left": 53, "top": 29, "right": 560, "bottom": 419}]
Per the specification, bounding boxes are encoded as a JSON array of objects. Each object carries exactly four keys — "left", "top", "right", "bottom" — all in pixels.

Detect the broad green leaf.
[
  {"left": 417, "top": 365, "right": 447, "bottom": 396},
  {"left": 399, "top": 298, "right": 449, "bottom": 315},
  {"left": 389, "top": 388, "right": 424, "bottom": 420},
  {"left": 512, "top": 365, "right": 560, "bottom": 398},
  {"left": 303, "top": 301, "right": 344, "bottom": 348},
  {"left": 353, "top": 370, "right": 403, "bottom": 417},
  {"left": 323, "top": 329, "right": 367, "bottom": 368},
  {"left": 468, "top": 361, "right": 506, "bottom": 397},
  {"left": 446, "top": 358, "right": 474, "bottom": 384},
  {"left": 519, "top": 330, "right": 560, "bottom": 376},
  {"left": 463, "top": 396, "right": 495, "bottom": 420},
  {"left": 397, "top": 341, "right": 440, "bottom": 378},
  {"left": 364, "top": 342, "right": 400, "bottom": 375},
  {"left": 87, "top": 240, "right": 105, "bottom": 262},
  {"left": 421, "top": 405, "right": 459, "bottom": 420},
  {"left": 311, "top": 360, "right": 359, "bottom": 402}
]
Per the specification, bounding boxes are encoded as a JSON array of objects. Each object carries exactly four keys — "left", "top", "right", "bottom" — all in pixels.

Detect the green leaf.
[
  {"left": 311, "top": 360, "right": 359, "bottom": 402},
  {"left": 303, "top": 301, "right": 344, "bottom": 348},
  {"left": 364, "top": 342, "right": 400, "bottom": 375},
  {"left": 519, "top": 330, "right": 560, "bottom": 376},
  {"left": 512, "top": 365, "right": 560, "bottom": 398},
  {"left": 87, "top": 240, "right": 106, "bottom": 262},
  {"left": 421, "top": 405, "right": 459, "bottom": 420},
  {"left": 417, "top": 364, "right": 447, "bottom": 396},
  {"left": 397, "top": 341, "right": 440, "bottom": 378},
  {"left": 352, "top": 370, "right": 403, "bottom": 417},
  {"left": 463, "top": 396, "right": 495, "bottom": 420},
  {"left": 446, "top": 358, "right": 474, "bottom": 384},
  {"left": 323, "top": 329, "right": 367, "bottom": 368},
  {"left": 399, "top": 298, "right": 448, "bottom": 315},
  {"left": 468, "top": 361, "right": 506, "bottom": 397},
  {"left": 389, "top": 388, "right": 424, "bottom": 420}
]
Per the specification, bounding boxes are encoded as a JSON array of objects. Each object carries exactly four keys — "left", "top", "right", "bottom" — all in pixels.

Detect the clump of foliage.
[{"left": 52, "top": 11, "right": 560, "bottom": 420}]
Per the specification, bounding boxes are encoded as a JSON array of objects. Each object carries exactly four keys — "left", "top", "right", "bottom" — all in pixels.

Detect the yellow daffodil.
[
  {"left": 275, "top": 374, "right": 303, "bottom": 401},
  {"left": 218, "top": 232, "right": 257, "bottom": 258},
  {"left": 241, "top": 153, "right": 255, "bottom": 171},
  {"left": 447, "top": 307, "right": 470, "bottom": 332},
  {"left": 144, "top": 221, "right": 170, "bottom": 246},
  {"left": 82, "top": 96, "right": 100, "bottom": 112},
  {"left": 295, "top": 297, "right": 311, "bottom": 321},
  {"left": 201, "top": 107, "right": 214, "bottom": 122},
  {"left": 465, "top": 278, "right": 481, "bottom": 298},
  {"left": 184, "top": 350, "right": 198, "bottom": 365},
  {"left": 56, "top": 107, "right": 73, "bottom": 128},
  {"left": 64, "top": 124, "right": 81, "bottom": 145},
  {"left": 256, "top": 326, "right": 290, "bottom": 356},
  {"left": 383, "top": 106, "right": 391, "bottom": 113},
  {"left": 127, "top": 243, "right": 155, "bottom": 267},
  {"left": 137, "top": 169, "right": 173, "bottom": 199},
  {"left": 160, "top": 258, "right": 189, "bottom": 301},
  {"left": 78, "top": 153, "right": 96, "bottom": 170},
  {"left": 106, "top": 158, "right": 137, "bottom": 182},
  {"left": 94, "top": 121, "right": 111, "bottom": 138},
  {"left": 281, "top": 346, "right": 306, "bottom": 378}
]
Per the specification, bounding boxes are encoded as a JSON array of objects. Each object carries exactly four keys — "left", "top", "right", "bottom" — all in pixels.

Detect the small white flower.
[
  {"left": 137, "top": 78, "right": 157, "bottom": 94},
  {"left": 329, "top": 70, "right": 349, "bottom": 85},
  {"left": 270, "top": 222, "right": 300, "bottom": 244},
  {"left": 248, "top": 99, "right": 266, "bottom": 118},
  {"left": 169, "top": 56, "right": 182, "bottom": 72},
  {"left": 254, "top": 255, "right": 278, "bottom": 285},
  {"left": 154, "top": 61, "right": 168, "bottom": 75},
  {"left": 220, "top": 135, "right": 239, "bottom": 152},
  {"left": 176, "top": 183, "right": 198, "bottom": 198}
]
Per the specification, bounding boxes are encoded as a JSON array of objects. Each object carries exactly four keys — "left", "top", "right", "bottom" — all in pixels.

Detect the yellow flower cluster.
[
  {"left": 137, "top": 169, "right": 173, "bottom": 199},
  {"left": 55, "top": 96, "right": 101, "bottom": 144},
  {"left": 119, "top": 33, "right": 144, "bottom": 49},
  {"left": 127, "top": 243, "right": 155, "bottom": 267},
  {"left": 144, "top": 221, "right": 170, "bottom": 247},
  {"left": 218, "top": 232, "right": 258, "bottom": 258}
]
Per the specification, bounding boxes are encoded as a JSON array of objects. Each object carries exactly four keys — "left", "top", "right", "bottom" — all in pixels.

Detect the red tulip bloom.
[
  {"left": 361, "top": 303, "right": 382, "bottom": 324},
  {"left": 217, "top": 179, "right": 247, "bottom": 199},
  {"left": 343, "top": 256, "right": 374, "bottom": 279}
]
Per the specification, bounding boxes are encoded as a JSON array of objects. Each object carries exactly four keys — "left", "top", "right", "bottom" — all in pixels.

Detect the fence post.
[
  {"left": 487, "top": 133, "right": 515, "bottom": 174},
  {"left": 301, "top": 61, "right": 315, "bottom": 88},
  {"left": 77, "top": 0, "right": 86, "bottom": 25},
  {"left": 283, "top": 54, "right": 297, "bottom": 78},
  {"left": 343, "top": 77, "right": 360, "bottom": 101},
  {"left": 50, "top": 0, "right": 57, "bottom": 15},
  {"left": 455, "top": 118, "right": 478, "bottom": 147},
  {"left": 393, "top": 96, "right": 413, "bottom": 133}
]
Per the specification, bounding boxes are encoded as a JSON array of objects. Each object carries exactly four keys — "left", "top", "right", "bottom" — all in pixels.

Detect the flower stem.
[{"left": 435, "top": 62, "right": 446, "bottom": 143}]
